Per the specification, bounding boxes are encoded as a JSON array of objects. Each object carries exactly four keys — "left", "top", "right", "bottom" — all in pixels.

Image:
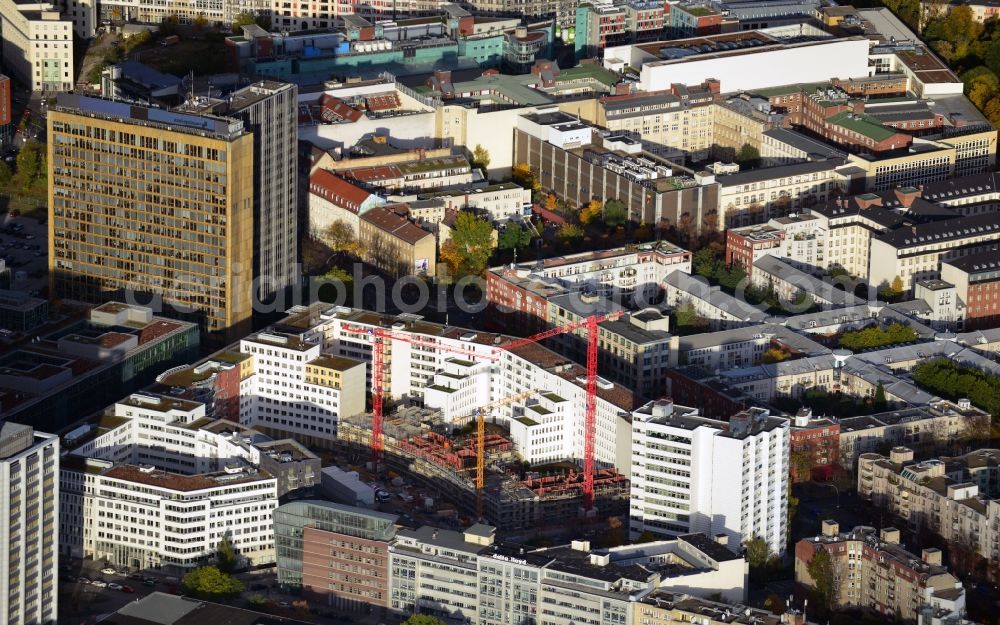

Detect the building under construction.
[{"left": 337, "top": 407, "right": 630, "bottom": 531}]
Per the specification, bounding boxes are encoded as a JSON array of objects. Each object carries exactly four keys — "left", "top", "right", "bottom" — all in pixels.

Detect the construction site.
[{"left": 336, "top": 405, "right": 630, "bottom": 532}]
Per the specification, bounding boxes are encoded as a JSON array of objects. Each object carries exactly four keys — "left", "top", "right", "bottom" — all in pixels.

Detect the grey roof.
[
  {"left": 875, "top": 212, "right": 1000, "bottom": 248},
  {"left": 599, "top": 318, "right": 672, "bottom": 345},
  {"left": 677, "top": 323, "right": 830, "bottom": 356},
  {"left": 957, "top": 327, "right": 1000, "bottom": 347},
  {"left": 397, "top": 525, "right": 489, "bottom": 555},
  {"left": 762, "top": 127, "right": 846, "bottom": 159},
  {"left": 752, "top": 256, "right": 863, "bottom": 306},
  {"left": 664, "top": 271, "right": 769, "bottom": 322},
  {"left": 549, "top": 292, "right": 625, "bottom": 318},
  {"left": 715, "top": 158, "right": 846, "bottom": 187},
  {"left": 114, "top": 593, "right": 200, "bottom": 624},
  {"left": 677, "top": 533, "right": 744, "bottom": 562},
  {"left": 941, "top": 247, "right": 1000, "bottom": 273}
]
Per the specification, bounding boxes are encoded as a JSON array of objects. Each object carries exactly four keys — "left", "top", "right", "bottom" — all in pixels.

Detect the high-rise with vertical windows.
[
  {"left": 0, "top": 422, "right": 59, "bottom": 625},
  {"left": 47, "top": 93, "right": 256, "bottom": 341},
  {"left": 175, "top": 81, "right": 299, "bottom": 302}
]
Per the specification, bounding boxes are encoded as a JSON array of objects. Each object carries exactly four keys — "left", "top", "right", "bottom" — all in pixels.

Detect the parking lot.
[{"left": 0, "top": 213, "right": 47, "bottom": 296}]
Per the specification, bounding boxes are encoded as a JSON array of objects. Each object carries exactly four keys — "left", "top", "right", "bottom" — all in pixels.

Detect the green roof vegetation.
[
  {"left": 543, "top": 392, "right": 566, "bottom": 403},
  {"left": 428, "top": 384, "right": 457, "bottom": 393},
  {"left": 527, "top": 404, "right": 552, "bottom": 415},
  {"left": 516, "top": 416, "right": 540, "bottom": 426},
  {"left": 683, "top": 5, "right": 716, "bottom": 16},
  {"left": 555, "top": 64, "right": 618, "bottom": 87},
  {"left": 826, "top": 110, "right": 898, "bottom": 142},
  {"left": 448, "top": 358, "right": 476, "bottom": 367}
]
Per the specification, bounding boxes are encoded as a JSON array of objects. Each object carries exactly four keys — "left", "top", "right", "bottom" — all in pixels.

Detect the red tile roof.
[
  {"left": 342, "top": 164, "right": 403, "bottom": 184},
  {"left": 319, "top": 94, "right": 363, "bottom": 122},
  {"left": 360, "top": 206, "right": 432, "bottom": 245},
  {"left": 310, "top": 169, "right": 374, "bottom": 213},
  {"left": 365, "top": 92, "right": 401, "bottom": 112}
]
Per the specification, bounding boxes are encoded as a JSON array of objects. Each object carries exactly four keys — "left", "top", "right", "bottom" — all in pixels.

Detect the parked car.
[
  {"left": 120, "top": 585, "right": 135, "bottom": 593},
  {"left": 100, "top": 567, "right": 117, "bottom": 575},
  {"left": 78, "top": 577, "right": 91, "bottom": 585},
  {"left": 107, "top": 583, "right": 122, "bottom": 591},
  {"left": 91, "top": 580, "right": 108, "bottom": 588},
  {"left": 143, "top": 579, "right": 157, "bottom": 587}
]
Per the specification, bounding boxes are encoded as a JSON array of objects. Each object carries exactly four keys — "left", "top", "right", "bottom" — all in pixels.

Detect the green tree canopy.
[
  {"left": 838, "top": 322, "right": 918, "bottom": 352},
  {"left": 806, "top": 548, "right": 835, "bottom": 608},
  {"left": 912, "top": 358, "right": 1000, "bottom": 418},
  {"left": 498, "top": 223, "right": 532, "bottom": 250},
  {"left": 216, "top": 535, "right": 237, "bottom": 573},
  {"left": 743, "top": 537, "right": 772, "bottom": 570},
  {"left": 182, "top": 566, "right": 244, "bottom": 599},
  {"left": 441, "top": 212, "right": 495, "bottom": 277},
  {"left": 472, "top": 144, "right": 490, "bottom": 171},
  {"left": 735, "top": 143, "right": 760, "bottom": 168},
  {"left": 555, "top": 223, "right": 584, "bottom": 247},
  {"left": 603, "top": 199, "right": 628, "bottom": 227},
  {"left": 402, "top": 616, "right": 447, "bottom": 625}
]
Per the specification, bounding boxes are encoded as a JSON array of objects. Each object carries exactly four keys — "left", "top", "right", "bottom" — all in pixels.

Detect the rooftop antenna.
[{"left": 188, "top": 70, "right": 195, "bottom": 104}]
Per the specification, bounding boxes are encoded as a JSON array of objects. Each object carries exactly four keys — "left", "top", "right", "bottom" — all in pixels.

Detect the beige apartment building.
[
  {"left": 0, "top": 0, "right": 74, "bottom": 91},
  {"left": 359, "top": 206, "right": 436, "bottom": 278},
  {"left": 859, "top": 446, "right": 1000, "bottom": 563},
  {"left": 48, "top": 94, "right": 255, "bottom": 342},
  {"left": 869, "top": 212, "right": 1000, "bottom": 292},
  {"left": 635, "top": 592, "right": 805, "bottom": 625},
  {"left": 796, "top": 523, "right": 967, "bottom": 622}
]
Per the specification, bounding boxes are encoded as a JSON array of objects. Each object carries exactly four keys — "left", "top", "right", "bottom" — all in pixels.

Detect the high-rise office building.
[
  {"left": 228, "top": 82, "right": 298, "bottom": 300},
  {"left": 630, "top": 400, "right": 790, "bottom": 556},
  {"left": 0, "top": 422, "right": 59, "bottom": 625},
  {"left": 176, "top": 81, "right": 299, "bottom": 301},
  {"left": 47, "top": 93, "right": 256, "bottom": 341}
]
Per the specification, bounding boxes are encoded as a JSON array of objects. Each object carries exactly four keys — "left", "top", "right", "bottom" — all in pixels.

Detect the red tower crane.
[{"left": 346, "top": 310, "right": 622, "bottom": 512}]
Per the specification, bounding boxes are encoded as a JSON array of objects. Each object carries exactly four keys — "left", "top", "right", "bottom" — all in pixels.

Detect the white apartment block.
[
  {"left": 630, "top": 400, "right": 790, "bottom": 556},
  {"left": 59, "top": 392, "right": 279, "bottom": 572},
  {"left": 394, "top": 182, "right": 532, "bottom": 224},
  {"left": 0, "top": 423, "right": 59, "bottom": 625},
  {"left": 239, "top": 331, "right": 367, "bottom": 448},
  {"left": 0, "top": 0, "right": 74, "bottom": 91},
  {"left": 389, "top": 524, "right": 748, "bottom": 624},
  {"left": 504, "top": 243, "right": 692, "bottom": 303}
]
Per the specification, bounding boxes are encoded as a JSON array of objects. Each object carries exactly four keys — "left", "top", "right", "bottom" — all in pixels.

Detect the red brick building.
[
  {"left": 275, "top": 501, "right": 397, "bottom": 613},
  {"left": 725, "top": 225, "right": 784, "bottom": 276},
  {"left": 789, "top": 410, "right": 840, "bottom": 481},
  {"left": 664, "top": 365, "right": 749, "bottom": 420},
  {"left": 941, "top": 250, "right": 1000, "bottom": 330}
]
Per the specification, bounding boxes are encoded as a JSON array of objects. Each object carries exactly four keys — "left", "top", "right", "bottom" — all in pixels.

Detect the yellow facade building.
[{"left": 48, "top": 94, "right": 255, "bottom": 342}]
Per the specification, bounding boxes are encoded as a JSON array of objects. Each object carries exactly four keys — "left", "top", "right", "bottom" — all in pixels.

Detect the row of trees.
[
  {"left": 838, "top": 322, "right": 919, "bottom": 352},
  {"left": 912, "top": 358, "right": 1000, "bottom": 418},
  {"left": 0, "top": 140, "right": 47, "bottom": 197}
]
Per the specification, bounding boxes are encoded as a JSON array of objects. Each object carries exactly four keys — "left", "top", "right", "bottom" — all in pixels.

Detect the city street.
[{"left": 58, "top": 558, "right": 397, "bottom": 625}]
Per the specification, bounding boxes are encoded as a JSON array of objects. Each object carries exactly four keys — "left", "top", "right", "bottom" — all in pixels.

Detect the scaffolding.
[{"left": 336, "top": 408, "right": 629, "bottom": 531}]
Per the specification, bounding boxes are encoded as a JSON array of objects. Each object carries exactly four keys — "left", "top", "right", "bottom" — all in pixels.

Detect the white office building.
[
  {"left": 238, "top": 331, "right": 367, "bottom": 448},
  {"left": 389, "top": 523, "right": 749, "bottom": 624},
  {"left": 59, "top": 393, "right": 279, "bottom": 572},
  {"left": 630, "top": 400, "right": 790, "bottom": 555},
  {"left": 1, "top": 423, "right": 59, "bottom": 625}
]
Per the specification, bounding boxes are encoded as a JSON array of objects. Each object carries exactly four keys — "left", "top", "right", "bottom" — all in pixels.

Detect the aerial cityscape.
[{"left": 1, "top": 0, "right": 1000, "bottom": 624}]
